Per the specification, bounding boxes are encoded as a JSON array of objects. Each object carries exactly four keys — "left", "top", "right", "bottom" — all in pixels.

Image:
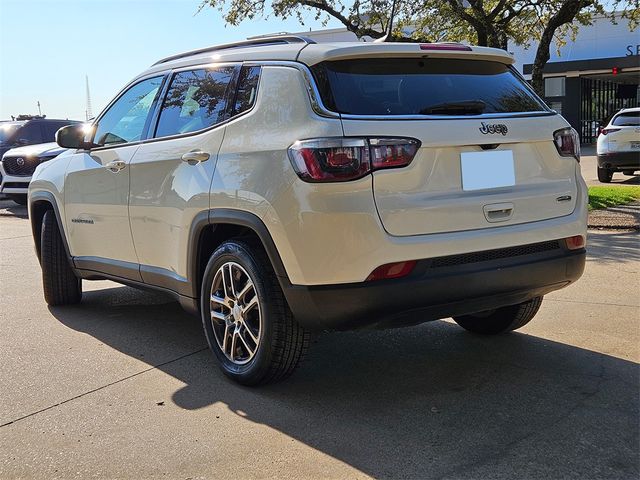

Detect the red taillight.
[
  {"left": 600, "top": 128, "right": 621, "bottom": 136},
  {"left": 553, "top": 128, "right": 581, "bottom": 162},
  {"left": 366, "top": 260, "right": 417, "bottom": 282},
  {"left": 565, "top": 235, "right": 586, "bottom": 250},
  {"left": 288, "top": 137, "right": 420, "bottom": 182},
  {"left": 419, "top": 43, "right": 472, "bottom": 51}
]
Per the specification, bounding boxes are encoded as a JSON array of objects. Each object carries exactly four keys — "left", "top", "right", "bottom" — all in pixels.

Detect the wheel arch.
[
  {"left": 29, "top": 191, "right": 71, "bottom": 264},
  {"left": 190, "top": 209, "right": 292, "bottom": 300}
]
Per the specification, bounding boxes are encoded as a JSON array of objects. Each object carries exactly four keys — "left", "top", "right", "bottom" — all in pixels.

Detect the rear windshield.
[
  {"left": 612, "top": 111, "right": 640, "bottom": 126},
  {"left": 311, "top": 58, "right": 547, "bottom": 115}
]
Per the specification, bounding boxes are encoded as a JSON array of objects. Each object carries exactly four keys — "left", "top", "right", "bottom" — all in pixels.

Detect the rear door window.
[
  {"left": 154, "top": 66, "right": 235, "bottom": 138},
  {"left": 612, "top": 112, "right": 640, "bottom": 126},
  {"left": 311, "top": 58, "right": 547, "bottom": 115}
]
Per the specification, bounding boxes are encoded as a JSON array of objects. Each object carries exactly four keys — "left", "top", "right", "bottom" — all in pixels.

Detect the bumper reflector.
[
  {"left": 565, "top": 235, "right": 586, "bottom": 250},
  {"left": 366, "top": 261, "right": 417, "bottom": 282}
]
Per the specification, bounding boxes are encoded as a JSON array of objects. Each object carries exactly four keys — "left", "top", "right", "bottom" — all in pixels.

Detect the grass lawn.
[{"left": 588, "top": 186, "right": 640, "bottom": 211}]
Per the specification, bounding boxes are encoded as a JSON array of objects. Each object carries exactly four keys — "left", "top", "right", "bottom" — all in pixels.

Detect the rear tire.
[
  {"left": 200, "top": 239, "right": 309, "bottom": 386},
  {"left": 41, "top": 210, "right": 82, "bottom": 306},
  {"left": 8, "top": 194, "right": 27, "bottom": 205},
  {"left": 453, "top": 297, "right": 543, "bottom": 334},
  {"left": 597, "top": 166, "right": 613, "bottom": 183}
]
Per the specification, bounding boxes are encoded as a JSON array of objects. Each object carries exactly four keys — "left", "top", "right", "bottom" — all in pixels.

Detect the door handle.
[
  {"left": 105, "top": 160, "right": 126, "bottom": 173},
  {"left": 181, "top": 150, "right": 210, "bottom": 165}
]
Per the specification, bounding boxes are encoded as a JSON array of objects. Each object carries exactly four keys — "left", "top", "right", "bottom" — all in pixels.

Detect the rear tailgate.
[
  {"left": 343, "top": 115, "right": 578, "bottom": 236},
  {"left": 307, "top": 52, "right": 579, "bottom": 236}
]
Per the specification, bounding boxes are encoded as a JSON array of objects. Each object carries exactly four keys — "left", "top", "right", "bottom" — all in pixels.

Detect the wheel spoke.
[
  {"left": 211, "top": 293, "right": 228, "bottom": 308},
  {"left": 225, "top": 264, "right": 237, "bottom": 299},
  {"left": 237, "top": 328, "right": 255, "bottom": 357},
  {"left": 222, "top": 324, "right": 230, "bottom": 354},
  {"left": 236, "top": 281, "right": 253, "bottom": 301},
  {"left": 242, "top": 294, "right": 258, "bottom": 314},
  {"left": 211, "top": 310, "right": 226, "bottom": 322},
  {"left": 242, "top": 321, "right": 259, "bottom": 344},
  {"left": 230, "top": 331, "right": 237, "bottom": 361}
]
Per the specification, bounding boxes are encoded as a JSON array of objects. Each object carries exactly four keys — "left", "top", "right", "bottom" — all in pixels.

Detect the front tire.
[
  {"left": 41, "top": 210, "right": 82, "bottom": 305},
  {"left": 597, "top": 166, "right": 613, "bottom": 183},
  {"left": 200, "top": 240, "right": 309, "bottom": 386},
  {"left": 453, "top": 297, "right": 543, "bottom": 334}
]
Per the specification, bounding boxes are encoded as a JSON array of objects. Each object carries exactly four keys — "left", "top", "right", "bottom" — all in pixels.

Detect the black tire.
[
  {"left": 41, "top": 210, "right": 82, "bottom": 306},
  {"left": 200, "top": 239, "right": 309, "bottom": 386},
  {"left": 453, "top": 296, "right": 543, "bottom": 335},
  {"left": 7, "top": 194, "right": 27, "bottom": 205},
  {"left": 597, "top": 166, "right": 613, "bottom": 183}
]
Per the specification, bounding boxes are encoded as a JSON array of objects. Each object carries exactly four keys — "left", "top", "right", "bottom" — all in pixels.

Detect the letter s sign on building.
[{"left": 626, "top": 44, "right": 640, "bottom": 56}]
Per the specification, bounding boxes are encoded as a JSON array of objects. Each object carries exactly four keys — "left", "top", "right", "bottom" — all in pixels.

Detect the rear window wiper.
[{"left": 419, "top": 100, "right": 486, "bottom": 115}]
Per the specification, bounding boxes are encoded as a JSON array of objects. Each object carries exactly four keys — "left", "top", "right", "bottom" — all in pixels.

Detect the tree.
[{"left": 201, "top": 0, "right": 640, "bottom": 95}]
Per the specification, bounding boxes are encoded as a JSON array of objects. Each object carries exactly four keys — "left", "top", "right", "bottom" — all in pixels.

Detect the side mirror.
[
  {"left": 56, "top": 124, "right": 97, "bottom": 149},
  {"left": 16, "top": 138, "right": 29, "bottom": 146}
]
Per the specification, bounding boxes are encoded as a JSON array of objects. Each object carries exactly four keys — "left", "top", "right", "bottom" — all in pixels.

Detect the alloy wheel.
[{"left": 209, "top": 262, "right": 262, "bottom": 365}]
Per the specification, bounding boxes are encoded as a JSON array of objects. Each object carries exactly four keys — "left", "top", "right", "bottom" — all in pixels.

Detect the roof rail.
[{"left": 152, "top": 35, "right": 317, "bottom": 66}]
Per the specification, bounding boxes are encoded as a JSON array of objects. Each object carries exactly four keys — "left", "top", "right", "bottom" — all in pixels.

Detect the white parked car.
[
  {"left": 1, "top": 142, "right": 67, "bottom": 204},
  {"left": 596, "top": 107, "right": 640, "bottom": 182},
  {"left": 29, "top": 36, "right": 587, "bottom": 385}
]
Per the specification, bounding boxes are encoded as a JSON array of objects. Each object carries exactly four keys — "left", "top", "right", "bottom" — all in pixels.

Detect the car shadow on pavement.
[
  {"left": 587, "top": 230, "right": 640, "bottom": 264},
  {"left": 49, "top": 285, "right": 639, "bottom": 479}
]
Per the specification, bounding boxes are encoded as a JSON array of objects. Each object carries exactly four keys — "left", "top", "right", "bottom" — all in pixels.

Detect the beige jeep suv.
[{"left": 29, "top": 35, "right": 587, "bottom": 385}]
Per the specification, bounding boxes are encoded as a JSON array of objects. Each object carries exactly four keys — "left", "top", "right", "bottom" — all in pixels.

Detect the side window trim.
[
  {"left": 89, "top": 74, "right": 167, "bottom": 151},
  {"left": 229, "top": 65, "right": 262, "bottom": 117},
  {"left": 141, "top": 73, "right": 171, "bottom": 141}
]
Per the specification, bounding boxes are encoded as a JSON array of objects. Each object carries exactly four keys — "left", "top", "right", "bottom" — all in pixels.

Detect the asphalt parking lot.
[{"left": 1, "top": 190, "right": 639, "bottom": 478}]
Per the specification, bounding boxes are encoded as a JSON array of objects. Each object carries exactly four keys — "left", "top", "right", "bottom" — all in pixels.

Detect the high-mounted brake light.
[
  {"left": 600, "top": 128, "right": 621, "bottom": 136},
  {"left": 553, "top": 128, "right": 580, "bottom": 163},
  {"left": 288, "top": 137, "right": 420, "bottom": 182},
  {"left": 419, "top": 43, "right": 472, "bottom": 51}
]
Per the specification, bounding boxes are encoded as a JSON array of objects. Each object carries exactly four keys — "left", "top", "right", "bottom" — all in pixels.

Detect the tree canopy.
[{"left": 201, "top": 0, "right": 639, "bottom": 94}]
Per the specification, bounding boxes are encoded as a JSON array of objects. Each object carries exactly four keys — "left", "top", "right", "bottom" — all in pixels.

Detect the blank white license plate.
[{"left": 461, "top": 150, "right": 515, "bottom": 191}]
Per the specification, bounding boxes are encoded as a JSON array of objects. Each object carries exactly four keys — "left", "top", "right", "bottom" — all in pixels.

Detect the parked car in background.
[
  {"left": 596, "top": 107, "right": 640, "bottom": 182},
  {"left": 0, "top": 117, "right": 80, "bottom": 195},
  {"left": 0, "top": 142, "right": 68, "bottom": 204}
]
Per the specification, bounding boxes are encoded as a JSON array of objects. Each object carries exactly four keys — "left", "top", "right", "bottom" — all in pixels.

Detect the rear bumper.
[
  {"left": 597, "top": 152, "right": 640, "bottom": 170},
  {"left": 284, "top": 242, "right": 585, "bottom": 331}
]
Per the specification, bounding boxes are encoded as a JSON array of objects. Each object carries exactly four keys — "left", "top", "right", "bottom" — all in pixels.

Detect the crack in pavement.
[
  {"left": 0, "top": 235, "right": 32, "bottom": 241},
  {"left": 546, "top": 298, "right": 639, "bottom": 308},
  {"left": 0, "top": 348, "right": 208, "bottom": 428}
]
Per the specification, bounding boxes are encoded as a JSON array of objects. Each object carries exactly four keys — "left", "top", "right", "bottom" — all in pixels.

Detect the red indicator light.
[
  {"left": 419, "top": 43, "right": 472, "bottom": 52},
  {"left": 612, "top": 67, "right": 619, "bottom": 75},
  {"left": 366, "top": 261, "right": 417, "bottom": 281},
  {"left": 565, "top": 235, "right": 585, "bottom": 250}
]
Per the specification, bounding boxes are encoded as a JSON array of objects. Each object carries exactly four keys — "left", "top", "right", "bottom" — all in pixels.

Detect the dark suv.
[{"left": 0, "top": 117, "right": 80, "bottom": 202}]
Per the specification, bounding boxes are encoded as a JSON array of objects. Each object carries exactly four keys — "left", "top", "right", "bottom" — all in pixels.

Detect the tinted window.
[
  {"left": 155, "top": 66, "right": 235, "bottom": 138},
  {"left": 44, "top": 122, "right": 75, "bottom": 141},
  {"left": 232, "top": 66, "right": 260, "bottom": 115},
  {"left": 94, "top": 76, "right": 163, "bottom": 146},
  {"left": 0, "top": 122, "right": 23, "bottom": 144},
  {"left": 612, "top": 111, "right": 640, "bottom": 126},
  {"left": 311, "top": 58, "right": 546, "bottom": 115},
  {"left": 16, "top": 122, "right": 44, "bottom": 144}
]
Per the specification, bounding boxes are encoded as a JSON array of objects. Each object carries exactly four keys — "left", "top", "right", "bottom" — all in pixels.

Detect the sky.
[{"left": 0, "top": 0, "right": 342, "bottom": 121}]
